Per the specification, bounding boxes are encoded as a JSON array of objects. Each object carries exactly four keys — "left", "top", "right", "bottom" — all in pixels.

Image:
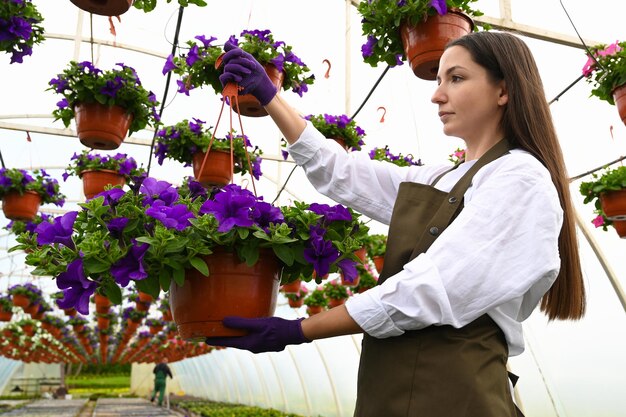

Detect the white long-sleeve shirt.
[{"left": 288, "top": 122, "right": 563, "bottom": 356}]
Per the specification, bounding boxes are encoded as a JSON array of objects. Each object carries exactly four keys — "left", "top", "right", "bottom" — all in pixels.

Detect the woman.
[{"left": 206, "top": 31, "right": 586, "bottom": 417}]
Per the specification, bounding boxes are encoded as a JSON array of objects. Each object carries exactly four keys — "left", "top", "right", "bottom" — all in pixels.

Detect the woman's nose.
[{"left": 431, "top": 85, "right": 445, "bottom": 104}]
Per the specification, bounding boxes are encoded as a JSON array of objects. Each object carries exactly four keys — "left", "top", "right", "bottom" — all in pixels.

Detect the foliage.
[
  {"left": 157, "top": 297, "right": 170, "bottom": 312},
  {"left": 0, "top": 168, "right": 65, "bottom": 205},
  {"left": 8, "top": 283, "right": 42, "bottom": 301},
  {"left": 163, "top": 29, "right": 314, "bottom": 97},
  {"left": 303, "top": 288, "right": 328, "bottom": 307},
  {"left": 13, "top": 178, "right": 368, "bottom": 314},
  {"left": 47, "top": 61, "right": 160, "bottom": 135},
  {"left": 355, "top": 265, "right": 379, "bottom": 291},
  {"left": 305, "top": 114, "right": 366, "bottom": 151},
  {"left": 368, "top": 146, "right": 422, "bottom": 167},
  {"left": 357, "top": 0, "right": 483, "bottom": 67},
  {"left": 132, "top": 0, "right": 207, "bottom": 13},
  {"left": 4, "top": 212, "right": 53, "bottom": 235},
  {"left": 154, "top": 118, "right": 263, "bottom": 179},
  {"left": 362, "top": 233, "right": 387, "bottom": 258},
  {"left": 0, "top": 295, "right": 13, "bottom": 311},
  {"left": 580, "top": 165, "right": 626, "bottom": 228},
  {"left": 323, "top": 280, "right": 351, "bottom": 300},
  {"left": 63, "top": 150, "right": 145, "bottom": 180},
  {"left": 176, "top": 400, "right": 305, "bottom": 417},
  {"left": 582, "top": 41, "right": 626, "bottom": 104},
  {"left": 66, "top": 374, "right": 130, "bottom": 389},
  {"left": 0, "top": 0, "right": 45, "bottom": 64}
]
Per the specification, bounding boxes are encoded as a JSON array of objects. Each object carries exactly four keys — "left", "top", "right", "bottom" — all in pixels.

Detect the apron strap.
[{"left": 409, "top": 139, "right": 512, "bottom": 258}]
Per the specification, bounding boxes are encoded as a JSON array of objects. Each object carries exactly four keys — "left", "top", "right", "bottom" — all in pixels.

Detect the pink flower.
[
  {"left": 592, "top": 215, "right": 605, "bottom": 228},
  {"left": 582, "top": 55, "right": 596, "bottom": 77},
  {"left": 598, "top": 41, "right": 621, "bottom": 57},
  {"left": 582, "top": 41, "right": 622, "bottom": 77}
]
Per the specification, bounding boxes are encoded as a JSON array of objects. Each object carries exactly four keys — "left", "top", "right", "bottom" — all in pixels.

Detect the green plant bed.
[
  {"left": 66, "top": 375, "right": 130, "bottom": 390},
  {"left": 175, "top": 400, "right": 307, "bottom": 417}
]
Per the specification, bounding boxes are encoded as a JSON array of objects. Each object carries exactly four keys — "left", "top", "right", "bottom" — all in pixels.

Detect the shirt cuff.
[
  {"left": 286, "top": 121, "right": 324, "bottom": 165},
  {"left": 345, "top": 286, "right": 404, "bottom": 338}
]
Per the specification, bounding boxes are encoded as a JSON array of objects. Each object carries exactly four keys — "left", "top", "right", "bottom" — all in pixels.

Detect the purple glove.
[
  {"left": 205, "top": 316, "right": 310, "bottom": 353},
  {"left": 218, "top": 41, "right": 277, "bottom": 106}
]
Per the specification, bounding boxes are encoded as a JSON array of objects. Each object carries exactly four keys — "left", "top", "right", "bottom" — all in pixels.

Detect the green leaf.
[
  {"left": 83, "top": 258, "right": 111, "bottom": 275},
  {"left": 103, "top": 281, "right": 122, "bottom": 305},
  {"left": 159, "top": 268, "right": 171, "bottom": 291},
  {"left": 189, "top": 256, "right": 209, "bottom": 276},
  {"left": 273, "top": 244, "right": 294, "bottom": 266},
  {"left": 173, "top": 267, "right": 186, "bottom": 287}
]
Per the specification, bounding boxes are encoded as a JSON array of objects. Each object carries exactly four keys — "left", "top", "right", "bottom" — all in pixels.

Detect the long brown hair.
[{"left": 447, "top": 31, "right": 585, "bottom": 320}]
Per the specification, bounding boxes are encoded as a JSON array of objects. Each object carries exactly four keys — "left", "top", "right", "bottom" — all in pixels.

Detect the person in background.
[
  {"left": 206, "top": 30, "right": 586, "bottom": 417},
  {"left": 150, "top": 357, "right": 173, "bottom": 407}
]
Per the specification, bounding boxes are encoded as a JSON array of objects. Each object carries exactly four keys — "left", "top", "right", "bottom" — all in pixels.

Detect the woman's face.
[{"left": 431, "top": 45, "right": 507, "bottom": 144}]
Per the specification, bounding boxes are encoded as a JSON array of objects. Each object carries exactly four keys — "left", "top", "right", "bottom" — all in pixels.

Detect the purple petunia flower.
[
  {"left": 337, "top": 258, "right": 358, "bottom": 284},
  {"left": 361, "top": 35, "right": 377, "bottom": 58},
  {"left": 35, "top": 211, "right": 77, "bottom": 249},
  {"left": 146, "top": 201, "right": 194, "bottom": 231},
  {"left": 200, "top": 184, "right": 256, "bottom": 232},
  {"left": 429, "top": 0, "right": 447, "bottom": 15},
  {"left": 110, "top": 241, "right": 150, "bottom": 286},
  {"left": 194, "top": 35, "right": 218, "bottom": 48},
  {"left": 304, "top": 237, "right": 340, "bottom": 278},
  {"left": 251, "top": 201, "right": 284, "bottom": 231},
  {"left": 56, "top": 259, "right": 97, "bottom": 315},
  {"left": 107, "top": 217, "right": 129, "bottom": 237},
  {"left": 139, "top": 177, "right": 179, "bottom": 207},
  {"left": 186, "top": 44, "right": 200, "bottom": 67}
]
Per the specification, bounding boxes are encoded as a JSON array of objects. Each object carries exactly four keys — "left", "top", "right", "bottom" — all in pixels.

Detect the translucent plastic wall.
[{"left": 1, "top": 1, "right": 626, "bottom": 416}]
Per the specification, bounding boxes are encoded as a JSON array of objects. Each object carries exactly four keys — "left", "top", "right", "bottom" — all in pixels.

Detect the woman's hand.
[
  {"left": 205, "top": 316, "right": 310, "bottom": 353},
  {"left": 219, "top": 42, "right": 277, "bottom": 106}
]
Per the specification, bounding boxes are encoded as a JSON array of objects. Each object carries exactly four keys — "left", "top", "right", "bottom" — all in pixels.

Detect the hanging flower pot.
[
  {"left": 600, "top": 189, "right": 626, "bottom": 220},
  {"left": 192, "top": 150, "right": 233, "bottom": 187},
  {"left": 170, "top": 249, "right": 281, "bottom": 341},
  {"left": 354, "top": 247, "right": 367, "bottom": 263},
  {"left": 341, "top": 273, "right": 360, "bottom": 287},
  {"left": 69, "top": 0, "right": 133, "bottom": 16},
  {"left": 0, "top": 310, "right": 12, "bottom": 322},
  {"left": 75, "top": 103, "right": 133, "bottom": 150},
  {"left": 400, "top": 10, "right": 474, "bottom": 80},
  {"left": 372, "top": 255, "right": 385, "bottom": 274},
  {"left": 232, "top": 65, "right": 285, "bottom": 117},
  {"left": 613, "top": 220, "right": 626, "bottom": 238},
  {"left": 281, "top": 278, "right": 302, "bottom": 294},
  {"left": 94, "top": 294, "right": 111, "bottom": 314},
  {"left": 328, "top": 298, "right": 346, "bottom": 308},
  {"left": 2, "top": 191, "right": 41, "bottom": 221},
  {"left": 306, "top": 305, "right": 324, "bottom": 316},
  {"left": 11, "top": 293, "right": 31, "bottom": 309},
  {"left": 613, "top": 84, "right": 626, "bottom": 125},
  {"left": 80, "top": 169, "right": 126, "bottom": 200},
  {"left": 162, "top": 309, "right": 173, "bottom": 322},
  {"left": 288, "top": 298, "right": 304, "bottom": 308}
]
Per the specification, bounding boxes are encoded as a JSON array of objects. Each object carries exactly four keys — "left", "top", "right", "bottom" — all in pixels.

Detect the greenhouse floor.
[{"left": 0, "top": 398, "right": 183, "bottom": 417}]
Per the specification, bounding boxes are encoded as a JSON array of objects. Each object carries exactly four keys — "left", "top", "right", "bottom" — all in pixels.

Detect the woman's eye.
[{"left": 451, "top": 75, "right": 462, "bottom": 82}]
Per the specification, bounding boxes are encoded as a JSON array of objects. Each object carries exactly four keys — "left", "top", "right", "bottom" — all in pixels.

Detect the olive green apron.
[{"left": 354, "top": 139, "right": 522, "bottom": 417}]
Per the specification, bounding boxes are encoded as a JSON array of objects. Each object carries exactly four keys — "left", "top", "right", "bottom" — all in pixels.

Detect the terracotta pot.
[
  {"left": 613, "top": 220, "right": 626, "bottom": 238},
  {"left": 162, "top": 310, "right": 173, "bottom": 322},
  {"left": 170, "top": 249, "right": 281, "bottom": 340},
  {"left": 11, "top": 294, "right": 31, "bottom": 309},
  {"left": 2, "top": 191, "right": 41, "bottom": 221},
  {"left": 0, "top": 311, "right": 12, "bottom": 322},
  {"left": 70, "top": 0, "right": 133, "bottom": 16},
  {"left": 72, "top": 324, "right": 85, "bottom": 334},
  {"left": 358, "top": 286, "right": 373, "bottom": 294},
  {"left": 613, "top": 84, "right": 626, "bottom": 125},
  {"left": 24, "top": 303, "right": 39, "bottom": 316},
  {"left": 306, "top": 305, "right": 324, "bottom": 316},
  {"left": 400, "top": 10, "right": 474, "bottom": 80},
  {"left": 22, "top": 324, "right": 35, "bottom": 337},
  {"left": 149, "top": 325, "right": 163, "bottom": 335},
  {"left": 80, "top": 169, "right": 126, "bottom": 200},
  {"left": 97, "top": 316, "right": 110, "bottom": 329},
  {"left": 600, "top": 189, "right": 626, "bottom": 221},
  {"left": 75, "top": 102, "right": 133, "bottom": 150},
  {"left": 231, "top": 64, "right": 284, "bottom": 117},
  {"left": 64, "top": 308, "right": 77, "bottom": 317},
  {"left": 135, "top": 301, "right": 150, "bottom": 312},
  {"left": 328, "top": 298, "right": 346, "bottom": 308},
  {"left": 288, "top": 298, "right": 304, "bottom": 308},
  {"left": 281, "top": 278, "right": 302, "bottom": 294},
  {"left": 192, "top": 150, "right": 233, "bottom": 187},
  {"left": 138, "top": 292, "right": 153, "bottom": 303},
  {"left": 331, "top": 137, "right": 348, "bottom": 150},
  {"left": 94, "top": 294, "right": 111, "bottom": 314},
  {"left": 354, "top": 247, "right": 367, "bottom": 263},
  {"left": 372, "top": 255, "right": 385, "bottom": 274}
]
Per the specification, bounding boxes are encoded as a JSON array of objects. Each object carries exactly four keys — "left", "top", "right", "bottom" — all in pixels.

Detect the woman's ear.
[{"left": 497, "top": 81, "right": 509, "bottom": 106}]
